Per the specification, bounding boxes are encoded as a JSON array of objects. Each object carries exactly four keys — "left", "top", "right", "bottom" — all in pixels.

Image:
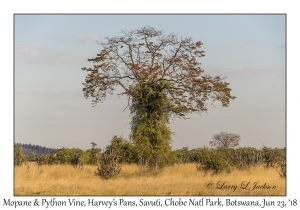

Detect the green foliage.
[
  {"left": 193, "top": 147, "right": 234, "bottom": 174},
  {"left": 229, "top": 147, "right": 263, "bottom": 169},
  {"left": 191, "top": 146, "right": 285, "bottom": 174},
  {"left": 130, "top": 79, "right": 173, "bottom": 168},
  {"left": 53, "top": 148, "right": 86, "bottom": 165},
  {"left": 86, "top": 142, "right": 102, "bottom": 165},
  {"left": 262, "top": 146, "right": 286, "bottom": 167},
  {"left": 262, "top": 147, "right": 286, "bottom": 179},
  {"left": 53, "top": 148, "right": 72, "bottom": 164},
  {"left": 105, "top": 136, "right": 135, "bottom": 163},
  {"left": 35, "top": 153, "right": 50, "bottom": 165},
  {"left": 172, "top": 147, "right": 192, "bottom": 164}
]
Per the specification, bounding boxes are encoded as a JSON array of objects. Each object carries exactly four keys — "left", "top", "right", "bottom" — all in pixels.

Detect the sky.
[{"left": 14, "top": 14, "right": 286, "bottom": 151}]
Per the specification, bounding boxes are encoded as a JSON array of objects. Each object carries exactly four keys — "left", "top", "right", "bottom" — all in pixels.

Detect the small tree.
[{"left": 209, "top": 132, "right": 241, "bottom": 149}]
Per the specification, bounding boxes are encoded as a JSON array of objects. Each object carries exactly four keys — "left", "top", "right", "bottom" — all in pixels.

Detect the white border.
[{"left": 1, "top": 0, "right": 298, "bottom": 209}]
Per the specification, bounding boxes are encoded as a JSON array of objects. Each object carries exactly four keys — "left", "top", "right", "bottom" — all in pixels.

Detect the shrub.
[
  {"left": 173, "top": 147, "right": 192, "bottom": 164},
  {"left": 229, "top": 147, "right": 263, "bottom": 169},
  {"left": 95, "top": 149, "right": 122, "bottom": 179},
  {"left": 54, "top": 148, "right": 85, "bottom": 165},
  {"left": 193, "top": 147, "right": 234, "bottom": 174},
  {"left": 262, "top": 146, "right": 285, "bottom": 167},
  {"left": 105, "top": 136, "right": 136, "bottom": 164}
]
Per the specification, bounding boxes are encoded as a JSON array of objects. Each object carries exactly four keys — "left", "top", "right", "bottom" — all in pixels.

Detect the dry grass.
[{"left": 14, "top": 163, "right": 285, "bottom": 196}]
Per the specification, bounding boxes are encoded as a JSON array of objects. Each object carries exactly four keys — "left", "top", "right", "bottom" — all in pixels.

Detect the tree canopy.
[
  {"left": 82, "top": 26, "right": 236, "bottom": 118},
  {"left": 209, "top": 132, "right": 241, "bottom": 149}
]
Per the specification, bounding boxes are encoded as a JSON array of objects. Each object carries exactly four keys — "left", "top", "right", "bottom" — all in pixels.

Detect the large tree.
[{"left": 81, "top": 26, "right": 236, "bottom": 167}]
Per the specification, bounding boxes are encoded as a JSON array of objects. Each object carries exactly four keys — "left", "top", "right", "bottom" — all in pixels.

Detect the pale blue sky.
[{"left": 15, "top": 14, "right": 285, "bottom": 150}]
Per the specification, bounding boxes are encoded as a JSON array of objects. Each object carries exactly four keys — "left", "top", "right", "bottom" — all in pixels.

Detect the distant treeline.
[{"left": 14, "top": 143, "right": 55, "bottom": 156}]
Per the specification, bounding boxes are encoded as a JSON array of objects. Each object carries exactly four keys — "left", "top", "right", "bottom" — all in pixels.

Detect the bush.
[
  {"left": 173, "top": 147, "right": 192, "bottom": 164},
  {"left": 229, "top": 147, "right": 263, "bottom": 169},
  {"left": 53, "top": 148, "right": 86, "bottom": 165},
  {"left": 95, "top": 149, "right": 122, "bottom": 179},
  {"left": 106, "top": 136, "right": 136, "bottom": 164},
  {"left": 193, "top": 147, "right": 234, "bottom": 174},
  {"left": 262, "top": 146, "right": 285, "bottom": 167}
]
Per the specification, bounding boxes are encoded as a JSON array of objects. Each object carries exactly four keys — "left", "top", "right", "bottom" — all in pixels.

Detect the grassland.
[{"left": 14, "top": 164, "right": 285, "bottom": 196}]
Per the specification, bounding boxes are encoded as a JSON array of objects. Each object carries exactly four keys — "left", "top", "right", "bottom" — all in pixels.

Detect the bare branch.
[{"left": 81, "top": 26, "right": 236, "bottom": 117}]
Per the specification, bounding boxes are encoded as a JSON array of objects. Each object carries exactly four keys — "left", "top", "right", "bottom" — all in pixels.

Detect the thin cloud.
[
  {"left": 278, "top": 44, "right": 285, "bottom": 49},
  {"left": 15, "top": 43, "right": 86, "bottom": 65}
]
